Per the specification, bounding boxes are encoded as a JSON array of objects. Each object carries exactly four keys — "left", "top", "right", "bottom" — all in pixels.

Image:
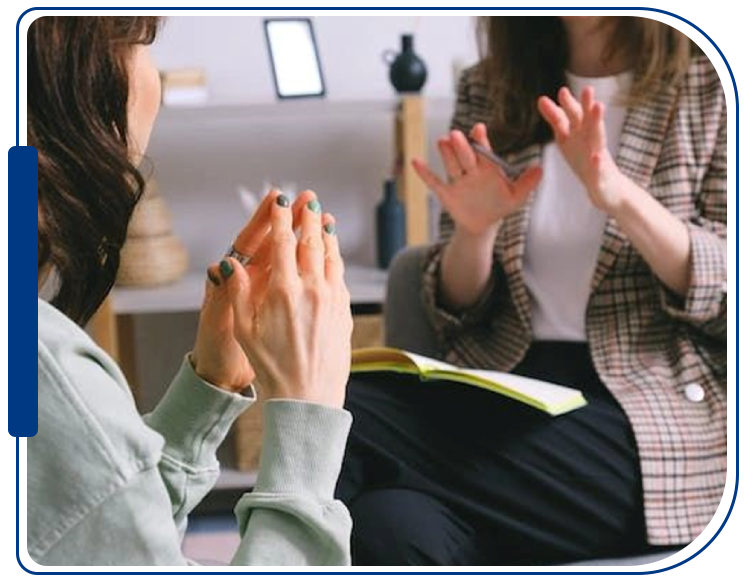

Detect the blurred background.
[{"left": 122, "top": 15, "right": 480, "bottom": 409}]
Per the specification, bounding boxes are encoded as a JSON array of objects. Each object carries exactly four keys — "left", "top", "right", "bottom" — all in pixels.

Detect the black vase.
[
  {"left": 385, "top": 34, "right": 428, "bottom": 94},
  {"left": 376, "top": 179, "right": 406, "bottom": 269}
]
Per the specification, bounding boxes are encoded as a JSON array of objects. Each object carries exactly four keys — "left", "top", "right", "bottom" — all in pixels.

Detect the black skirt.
[{"left": 336, "top": 342, "right": 651, "bottom": 566}]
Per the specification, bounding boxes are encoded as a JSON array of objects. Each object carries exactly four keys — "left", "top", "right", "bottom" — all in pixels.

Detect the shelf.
[
  {"left": 111, "top": 264, "right": 388, "bottom": 315},
  {"left": 154, "top": 97, "right": 454, "bottom": 125}
]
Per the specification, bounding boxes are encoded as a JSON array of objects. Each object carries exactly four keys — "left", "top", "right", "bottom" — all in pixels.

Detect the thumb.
[
  {"left": 469, "top": 122, "right": 493, "bottom": 151},
  {"left": 200, "top": 265, "right": 234, "bottom": 330},
  {"left": 219, "top": 258, "right": 254, "bottom": 324},
  {"left": 512, "top": 166, "right": 543, "bottom": 204}
]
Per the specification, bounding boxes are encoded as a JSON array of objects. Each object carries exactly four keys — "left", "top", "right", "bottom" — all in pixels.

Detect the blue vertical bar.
[{"left": 8, "top": 146, "right": 38, "bottom": 437}]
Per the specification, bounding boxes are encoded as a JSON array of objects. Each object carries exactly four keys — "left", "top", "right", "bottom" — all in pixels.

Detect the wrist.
[
  {"left": 257, "top": 377, "right": 346, "bottom": 410},
  {"left": 190, "top": 353, "right": 249, "bottom": 394},
  {"left": 605, "top": 174, "right": 644, "bottom": 223},
  {"left": 453, "top": 221, "right": 502, "bottom": 251}
]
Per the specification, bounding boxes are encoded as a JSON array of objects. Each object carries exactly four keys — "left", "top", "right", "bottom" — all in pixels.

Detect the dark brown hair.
[
  {"left": 31, "top": 16, "right": 161, "bottom": 325},
  {"left": 477, "top": 17, "right": 695, "bottom": 154}
]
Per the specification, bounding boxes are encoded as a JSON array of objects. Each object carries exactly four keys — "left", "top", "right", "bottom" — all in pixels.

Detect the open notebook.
[{"left": 352, "top": 347, "right": 587, "bottom": 416}]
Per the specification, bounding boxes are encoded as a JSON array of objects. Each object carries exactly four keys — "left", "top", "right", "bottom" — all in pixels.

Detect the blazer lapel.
[{"left": 590, "top": 82, "right": 680, "bottom": 292}]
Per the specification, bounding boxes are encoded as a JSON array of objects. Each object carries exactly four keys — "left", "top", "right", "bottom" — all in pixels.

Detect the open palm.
[
  {"left": 413, "top": 124, "right": 542, "bottom": 236},
  {"left": 538, "top": 86, "right": 624, "bottom": 212}
]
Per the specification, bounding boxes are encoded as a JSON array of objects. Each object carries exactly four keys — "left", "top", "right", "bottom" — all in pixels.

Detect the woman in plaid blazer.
[{"left": 337, "top": 16, "right": 726, "bottom": 565}]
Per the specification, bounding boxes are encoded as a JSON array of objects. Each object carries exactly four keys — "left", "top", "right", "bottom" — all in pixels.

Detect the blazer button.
[{"left": 684, "top": 383, "right": 705, "bottom": 403}]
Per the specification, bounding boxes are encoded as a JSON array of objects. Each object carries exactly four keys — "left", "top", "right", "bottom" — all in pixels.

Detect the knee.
[{"left": 348, "top": 489, "right": 470, "bottom": 566}]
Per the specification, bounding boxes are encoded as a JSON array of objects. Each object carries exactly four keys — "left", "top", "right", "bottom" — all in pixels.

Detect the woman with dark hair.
[
  {"left": 33, "top": 17, "right": 354, "bottom": 566},
  {"left": 338, "top": 16, "right": 726, "bottom": 565}
]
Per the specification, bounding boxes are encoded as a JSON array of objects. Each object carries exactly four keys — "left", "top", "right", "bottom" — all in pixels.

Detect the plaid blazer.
[{"left": 422, "top": 55, "right": 727, "bottom": 546}]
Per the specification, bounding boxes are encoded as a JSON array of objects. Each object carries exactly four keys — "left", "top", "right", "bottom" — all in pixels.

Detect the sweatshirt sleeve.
[
  {"left": 142, "top": 355, "right": 255, "bottom": 539},
  {"left": 37, "top": 397, "right": 353, "bottom": 566}
]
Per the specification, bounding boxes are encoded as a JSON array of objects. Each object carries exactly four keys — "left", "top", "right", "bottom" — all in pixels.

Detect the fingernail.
[
  {"left": 307, "top": 199, "right": 322, "bottom": 214},
  {"left": 207, "top": 269, "right": 221, "bottom": 286},
  {"left": 219, "top": 260, "right": 234, "bottom": 280},
  {"left": 323, "top": 223, "right": 336, "bottom": 235},
  {"left": 276, "top": 194, "right": 290, "bottom": 208}
]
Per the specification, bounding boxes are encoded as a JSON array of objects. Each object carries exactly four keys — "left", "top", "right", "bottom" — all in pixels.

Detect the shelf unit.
[{"left": 111, "top": 265, "right": 388, "bottom": 316}]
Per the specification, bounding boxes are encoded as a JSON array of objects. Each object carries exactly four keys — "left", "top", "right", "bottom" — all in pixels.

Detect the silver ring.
[{"left": 225, "top": 245, "right": 252, "bottom": 266}]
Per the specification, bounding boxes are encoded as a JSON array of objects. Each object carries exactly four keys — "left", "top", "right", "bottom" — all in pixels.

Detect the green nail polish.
[
  {"left": 207, "top": 270, "right": 221, "bottom": 286},
  {"left": 219, "top": 260, "right": 234, "bottom": 279},
  {"left": 323, "top": 223, "right": 336, "bottom": 235},
  {"left": 307, "top": 199, "right": 322, "bottom": 214},
  {"left": 276, "top": 194, "right": 290, "bottom": 208}
]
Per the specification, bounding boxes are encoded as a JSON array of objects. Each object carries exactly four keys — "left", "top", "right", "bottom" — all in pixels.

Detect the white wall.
[
  {"left": 151, "top": 15, "right": 479, "bottom": 104},
  {"left": 145, "top": 15, "right": 480, "bottom": 269}
]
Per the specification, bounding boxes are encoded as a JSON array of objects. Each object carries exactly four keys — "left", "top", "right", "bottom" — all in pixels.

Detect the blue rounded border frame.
[{"left": 14, "top": 7, "right": 739, "bottom": 575}]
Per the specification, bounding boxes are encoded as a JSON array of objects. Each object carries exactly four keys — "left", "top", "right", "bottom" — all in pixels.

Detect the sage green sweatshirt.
[{"left": 31, "top": 298, "right": 353, "bottom": 566}]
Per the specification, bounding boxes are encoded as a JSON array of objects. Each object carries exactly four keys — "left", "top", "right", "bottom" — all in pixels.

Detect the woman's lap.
[{"left": 337, "top": 344, "right": 649, "bottom": 565}]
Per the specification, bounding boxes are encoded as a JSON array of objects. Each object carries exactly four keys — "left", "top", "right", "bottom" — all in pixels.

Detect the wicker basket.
[
  {"left": 116, "top": 179, "right": 190, "bottom": 288},
  {"left": 117, "top": 234, "right": 189, "bottom": 287},
  {"left": 127, "top": 192, "right": 173, "bottom": 239}
]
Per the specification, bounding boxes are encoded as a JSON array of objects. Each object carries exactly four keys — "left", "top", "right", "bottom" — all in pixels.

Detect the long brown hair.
[
  {"left": 477, "top": 16, "right": 695, "bottom": 154},
  {"left": 31, "top": 16, "right": 161, "bottom": 325}
]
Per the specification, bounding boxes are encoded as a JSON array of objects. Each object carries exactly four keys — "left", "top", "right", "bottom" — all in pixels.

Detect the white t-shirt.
[{"left": 523, "top": 71, "right": 633, "bottom": 341}]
